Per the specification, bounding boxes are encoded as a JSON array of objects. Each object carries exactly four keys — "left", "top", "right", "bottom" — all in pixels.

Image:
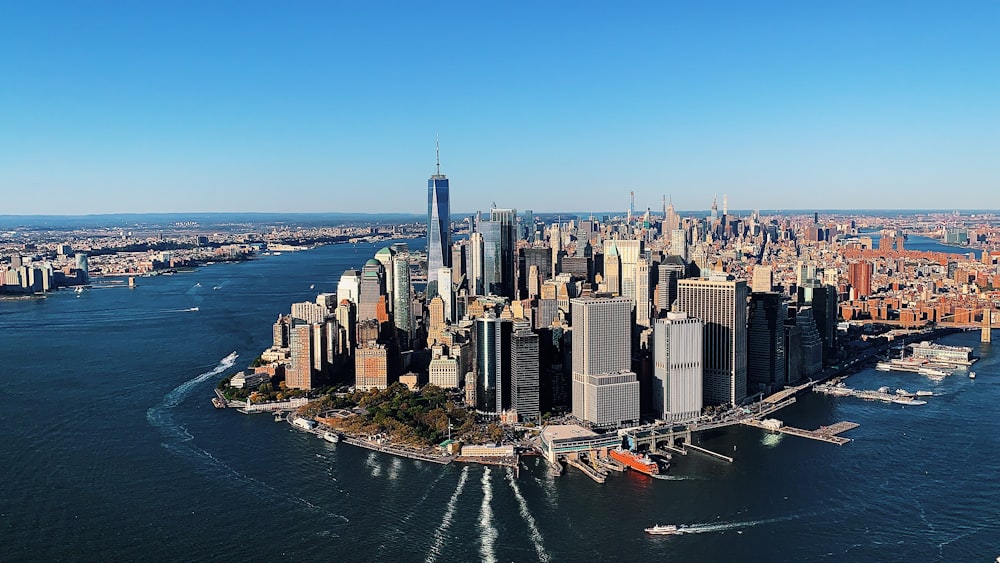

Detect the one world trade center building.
[{"left": 426, "top": 143, "right": 451, "bottom": 297}]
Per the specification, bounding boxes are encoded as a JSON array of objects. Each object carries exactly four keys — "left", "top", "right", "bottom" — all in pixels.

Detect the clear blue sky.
[{"left": 1, "top": 1, "right": 998, "bottom": 215}]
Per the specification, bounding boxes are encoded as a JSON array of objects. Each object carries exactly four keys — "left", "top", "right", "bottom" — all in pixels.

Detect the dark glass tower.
[{"left": 427, "top": 140, "right": 451, "bottom": 297}]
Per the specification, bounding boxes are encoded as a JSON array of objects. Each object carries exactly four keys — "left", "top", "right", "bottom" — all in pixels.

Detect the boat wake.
[
  {"left": 147, "top": 351, "right": 349, "bottom": 524},
  {"left": 426, "top": 467, "right": 469, "bottom": 563},
  {"left": 506, "top": 468, "right": 549, "bottom": 562},
  {"left": 479, "top": 468, "right": 498, "bottom": 563},
  {"left": 676, "top": 513, "right": 805, "bottom": 535},
  {"left": 147, "top": 351, "right": 237, "bottom": 442},
  {"left": 166, "top": 307, "right": 200, "bottom": 313}
]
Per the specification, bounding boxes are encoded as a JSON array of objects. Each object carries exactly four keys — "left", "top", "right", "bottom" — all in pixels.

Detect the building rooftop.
[{"left": 540, "top": 424, "right": 599, "bottom": 442}]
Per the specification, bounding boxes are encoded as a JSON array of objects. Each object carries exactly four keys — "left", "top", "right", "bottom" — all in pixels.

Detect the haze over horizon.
[{"left": 2, "top": 1, "right": 998, "bottom": 215}]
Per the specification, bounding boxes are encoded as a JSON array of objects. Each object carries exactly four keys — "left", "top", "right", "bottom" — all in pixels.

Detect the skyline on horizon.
[{"left": 2, "top": 2, "right": 998, "bottom": 215}]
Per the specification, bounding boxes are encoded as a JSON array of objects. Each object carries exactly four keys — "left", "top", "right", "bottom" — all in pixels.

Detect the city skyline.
[{"left": 2, "top": 2, "right": 999, "bottom": 215}]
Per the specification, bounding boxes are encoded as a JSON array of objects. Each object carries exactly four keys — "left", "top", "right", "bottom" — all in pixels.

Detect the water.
[
  {"left": 3, "top": 242, "right": 999, "bottom": 561},
  {"left": 867, "top": 233, "right": 982, "bottom": 260}
]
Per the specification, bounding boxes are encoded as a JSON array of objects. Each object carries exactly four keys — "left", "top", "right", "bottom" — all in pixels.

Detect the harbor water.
[{"left": 2, "top": 242, "right": 998, "bottom": 561}]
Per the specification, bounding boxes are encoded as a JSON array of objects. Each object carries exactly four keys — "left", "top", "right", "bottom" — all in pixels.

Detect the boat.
[
  {"left": 644, "top": 524, "right": 680, "bottom": 535},
  {"left": 274, "top": 412, "right": 284, "bottom": 422},
  {"left": 915, "top": 390, "right": 933, "bottom": 397},
  {"left": 609, "top": 447, "right": 660, "bottom": 476},
  {"left": 895, "top": 389, "right": 914, "bottom": 397},
  {"left": 969, "top": 371, "right": 976, "bottom": 379},
  {"left": 892, "top": 397, "right": 927, "bottom": 406},
  {"left": 875, "top": 362, "right": 892, "bottom": 371},
  {"left": 322, "top": 431, "right": 340, "bottom": 443},
  {"left": 918, "top": 367, "right": 950, "bottom": 378},
  {"left": 211, "top": 397, "right": 226, "bottom": 409},
  {"left": 877, "top": 386, "right": 890, "bottom": 394}
]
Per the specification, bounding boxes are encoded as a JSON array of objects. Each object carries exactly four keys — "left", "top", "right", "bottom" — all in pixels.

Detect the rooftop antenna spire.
[{"left": 435, "top": 134, "right": 441, "bottom": 175}]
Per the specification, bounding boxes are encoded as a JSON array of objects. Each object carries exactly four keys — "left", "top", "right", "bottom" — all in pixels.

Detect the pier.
[
  {"left": 566, "top": 457, "right": 607, "bottom": 483},
  {"left": 338, "top": 435, "right": 453, "bottom": 465},
  {"left": 742, "top": 419, "right": 859, "bottom": 445},
  {"left": 684, "top": 443, "right": 734, "bottom": 463},
  {"left": 814, "top": 383, "right": 928, "bottom": 406}
]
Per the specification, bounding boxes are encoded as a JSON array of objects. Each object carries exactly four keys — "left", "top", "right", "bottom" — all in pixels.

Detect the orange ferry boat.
[{"left": 609, "top": 447, "right": 660, "bottom": 476}]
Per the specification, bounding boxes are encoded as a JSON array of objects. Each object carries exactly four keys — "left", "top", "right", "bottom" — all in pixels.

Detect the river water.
[{"left": 2, "top": 241, "right": 997, "bottom": 561}]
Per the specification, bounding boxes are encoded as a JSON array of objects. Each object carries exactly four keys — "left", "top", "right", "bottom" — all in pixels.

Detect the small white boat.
[
  {"left": 915, "top": 391, "right": 933, "bottom": 397},
  {"left": 969, "top": 371, "right": 976, "bottom": 379},
  {"left": 645, "top": 524, "right": 680, "bottom": 535}
]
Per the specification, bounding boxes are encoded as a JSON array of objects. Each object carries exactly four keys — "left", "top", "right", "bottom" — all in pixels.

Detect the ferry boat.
[
  {"left": 609, "top": 447, "right": 660, "bottom": 476},
  {"left": 644, "top": 524, "right": 680, "bottom": 535}
]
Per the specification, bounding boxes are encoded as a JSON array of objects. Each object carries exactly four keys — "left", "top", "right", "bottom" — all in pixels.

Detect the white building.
[{"left": 653, "top": 312, "right": 703, "bottom": 422}]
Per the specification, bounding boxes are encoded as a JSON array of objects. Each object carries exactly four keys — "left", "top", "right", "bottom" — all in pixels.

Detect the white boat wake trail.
[
  {"left": 147, "top": 351, "right": 237, "bottom": 441},
  {"left": 679, "top": 513, "right": 804, "bottom": 534},
  {"left": 506, "top": 468, "right": 549, "bottom": 562},
  {"left": 479, "top": 468, "right": 498, "bottom": 563},
  {"left": 426, "top": 467, "right": 469, "bottom": 563},
  {"left": 146, "top": 352, "right": 349, "bottom": 524}
]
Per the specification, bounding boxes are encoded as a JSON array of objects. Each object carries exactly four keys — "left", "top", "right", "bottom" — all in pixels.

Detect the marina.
[{"left": 815, "top": 383, "right": 931, "bottom": 406}]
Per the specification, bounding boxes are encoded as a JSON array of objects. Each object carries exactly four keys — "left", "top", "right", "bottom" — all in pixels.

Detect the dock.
[
  {"left": 815, "top": 384, "right": 928, "bottom": 406},
  {"left": 339, "top": 435, "right": 453, "bottom": 465},
  {"left": 684, "top": 443, "right": 734, "bottom": 463},
  {"left": 742, "top": 419, "right": 859, "bottom": 445},
  {"left": 566, "top": 457, "right": 607, "bottom": 483}
]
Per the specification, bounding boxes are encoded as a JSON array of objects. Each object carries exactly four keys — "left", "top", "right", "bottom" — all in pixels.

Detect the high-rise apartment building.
[
  {"left": 287, "top": 323, "right": 316, "bottom": 390},
  {"left": 652, "top": 312, "right": 703, "bottom": 422},
  {"left": 355, "top": 342, "right": 390, "bottom": 391},
  {"left": 848, "top": 261, "right": 873, "bottom": 298},
  {"left": 676, "top": 276, "right": 748, "bottom": 406}
]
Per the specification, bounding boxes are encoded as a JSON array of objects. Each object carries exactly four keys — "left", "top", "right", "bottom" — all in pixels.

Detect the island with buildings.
[{"left": 208, "top": 161, "right": 999, "bottom": 479}]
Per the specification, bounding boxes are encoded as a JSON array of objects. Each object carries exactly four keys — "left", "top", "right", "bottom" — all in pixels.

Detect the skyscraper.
[
  {"left": 571, "top": 296, "right": 639, "bottom": 428},
  {"left": 747, "top": 292, "right": 787, "bottom": 394},
  {"left": 848, "top": 261, "right": 873, "bottom": 298},
  {"left": 670, "top": 229, "right": 687, "bottom": 263},
  {"left": 358, "top": 259, "right": 386, "bottom": 321},
  {"left": 469, "top": 232, "right": 484, "bottom": 295},
  {"left": 337, "top": 270, "right": 361, "bottom": 308},
  {"left": 652, "top": 312, "right": 703, "bottom": 422},
  {"left": 287, "top": 323, "right": 316, "bottom": 390},
  {"left": 427, "top": 140, "right": 451, "bottom": 297},
  {"left": 391, "top": 243, "right": 413, "bottom": 348},
  {"left": 475, "top": 312, "right": 512, "bottom": 412},
  {"left": 511, "top": 326, "right": 540, "bottom": 422},
  {"left": 656, "top": 259, "right": 685, "bottom": 315},
  {"left": 479, "top": 208, "right": 517, "bottom": 299},
  {"left": 676, "top": 276, "right": 749, "bottom": 406}
]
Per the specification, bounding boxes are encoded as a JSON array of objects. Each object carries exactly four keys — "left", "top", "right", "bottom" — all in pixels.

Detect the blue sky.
[{"left": 1, "top": 1, "right": 997, "bottom": 214}]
